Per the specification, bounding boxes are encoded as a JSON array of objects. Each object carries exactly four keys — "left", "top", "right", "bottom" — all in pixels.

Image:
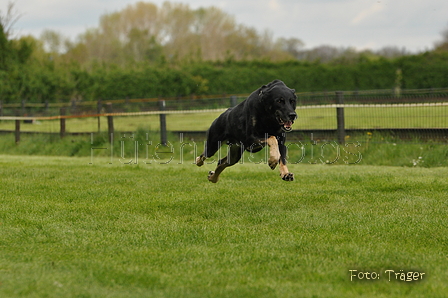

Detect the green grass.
[
  {"left": 1, "top": 130, "right": 448, "bottom": 167},
  {"left": 0, "top": 113, "right": 222, "bottom": 133},
  {"left": 1, "top": 105, "right": 447, "bottom": 133},
  {"left": 0, "top": 155, "right": 447, "bottom": 297},
  {"left": 298, "top": 106, "right": 448, "bottom": 130}
]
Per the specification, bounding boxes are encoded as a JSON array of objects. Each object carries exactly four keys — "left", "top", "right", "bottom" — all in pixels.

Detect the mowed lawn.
[{"left": 0, "top": 155, "right": 447, "bottom": 297}]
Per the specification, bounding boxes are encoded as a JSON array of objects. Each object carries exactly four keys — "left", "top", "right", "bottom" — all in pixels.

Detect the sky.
[{"left": 3, "top": 0, "right": 448, "bottom": 53}]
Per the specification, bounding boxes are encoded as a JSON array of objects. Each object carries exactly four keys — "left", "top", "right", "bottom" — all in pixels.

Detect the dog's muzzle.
[{"left": 277, "top": 113, "right": 297, "bottom": 132}]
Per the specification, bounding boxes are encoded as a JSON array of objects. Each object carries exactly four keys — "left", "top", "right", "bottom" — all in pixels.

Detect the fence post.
[
  {"left": 71, "top": 99, "right": 77, "bottom": 114},
  {"left": 21, "top": 99, "right": 26, "bottom": 115},
  {"left": 230, "top": 95, "right": 238, "bottom": 107},
  {"left": 15, "top": 111, "right": 20, "bottom": 144},
  {"left": 45, "top": 100, "right": 49, "bottom": 115},
  {"left": 335, "top": 91, "right": 345, "bottom": 144},
  {"left": 159, "top": 100, "right": 167, "bottom": 145},
  {"left": 106, "top": 103, "right": 114, "bottom": 144},
  {"left": 60, "top": 108, "right": 66, "bottom": 139},
  {"left": 97, "top": 99, "right": 102, "bottom": 133}
]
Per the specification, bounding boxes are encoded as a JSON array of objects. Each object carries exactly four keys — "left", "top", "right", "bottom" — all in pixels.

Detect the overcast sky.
[{"left": 4, "top": 0, "right": 448, "bottom": 53}]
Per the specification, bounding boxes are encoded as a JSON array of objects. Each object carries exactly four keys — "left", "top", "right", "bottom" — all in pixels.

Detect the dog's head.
[{"left": 259, "top": 80, "right": 297, "bottom": 132}]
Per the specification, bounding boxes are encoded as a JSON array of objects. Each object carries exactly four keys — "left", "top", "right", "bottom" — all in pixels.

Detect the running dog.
[{"left": 196, "top": 80, "right": 297, "bottom": 183}]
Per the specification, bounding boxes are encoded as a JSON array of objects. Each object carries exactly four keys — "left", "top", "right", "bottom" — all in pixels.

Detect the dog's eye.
[
  {"left": 290, "top": 99, "right": 296, "bottom": 104},
  {"left": 277, "top": 98, "right": 285, "bottom": 104}
]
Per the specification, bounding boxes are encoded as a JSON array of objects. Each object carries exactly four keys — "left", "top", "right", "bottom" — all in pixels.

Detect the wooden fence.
[
  {"left": 1, "top": 89, "right": 448, "bottom": 143},
  {"left": 2, "top": 103, "right": 448, "bottom": 144}
]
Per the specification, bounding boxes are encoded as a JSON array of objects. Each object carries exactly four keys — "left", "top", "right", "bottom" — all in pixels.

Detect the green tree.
[{"left": 0, "top": 23, "right": 10, "bottom": 70}]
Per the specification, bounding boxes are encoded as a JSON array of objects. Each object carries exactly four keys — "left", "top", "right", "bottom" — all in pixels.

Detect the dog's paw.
[
  {"left": 207, "top": 171, "right": 218, "bottom": 183},
  {"left": 196, "top": 156, "right": 204, "bottom": 167},
  {"left": 281, "top": 172, "right": 294, "bottom": 181},
  {"left": 268, "top": 158, "right": 279, "bottom": 170}
]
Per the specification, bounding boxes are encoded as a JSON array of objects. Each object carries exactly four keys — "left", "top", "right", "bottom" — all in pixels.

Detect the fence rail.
[
  {"left": 2, "top": 88, "right": 448, "bottom": 116},
  {"left": 1, "top": 89, "right": 448, "bottom": 144},
  {"left": 2, "top": 102, "right": 448, "bottom": 122}
]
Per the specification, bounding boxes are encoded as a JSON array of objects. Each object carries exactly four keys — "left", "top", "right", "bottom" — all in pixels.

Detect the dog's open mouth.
[{"left": 277, "top": 118, "right": 294, "bottom": 132}]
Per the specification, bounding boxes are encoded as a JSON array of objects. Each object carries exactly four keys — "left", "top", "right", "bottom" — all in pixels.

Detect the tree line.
[{"left": 1, "top": 1, "right": 448, "bottom": 104}]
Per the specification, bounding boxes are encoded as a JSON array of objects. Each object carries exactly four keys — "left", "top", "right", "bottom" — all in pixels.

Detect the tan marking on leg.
[
  {"left": 204, "top": 145, "right": 242, "bottom": 183},
  {"left": 208, "top": 168, "right": 222, "bottom": 183},
  {"left": 207, "top": 171, "right": 217, "bottom": 183},
  {"left": 279, "top": 159, "right": 294, "bottom": 181},
  {"left": 208, "top": 160, "right": 228, "bottom": 183},
  {"left": 196, "top": 155, "right": 206, "bottom": 167},
  {"left": 267, "top": 136, "right": 281, "bottom": 170}
]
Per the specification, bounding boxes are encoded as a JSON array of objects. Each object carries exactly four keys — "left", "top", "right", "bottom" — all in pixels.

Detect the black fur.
[{"left": 196, "top": 80, "right": 297, "bottom": 182}]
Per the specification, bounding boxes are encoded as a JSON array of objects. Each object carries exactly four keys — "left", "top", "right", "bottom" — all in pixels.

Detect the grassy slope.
[{"left": 0, "top": 155, "right": 447, "bottom": 297}]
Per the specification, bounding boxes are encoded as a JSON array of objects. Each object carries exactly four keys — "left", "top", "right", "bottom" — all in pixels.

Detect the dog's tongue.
[{"left": 284, "top": 121, "right": 293, "bottom": 129}]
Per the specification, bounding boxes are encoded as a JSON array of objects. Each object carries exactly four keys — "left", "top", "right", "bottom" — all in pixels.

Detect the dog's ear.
[
  {"left": 259, "top": 80, "right": 294, "bottom": 101},
  {"left": 258, "top": 81, "right": 278, "bottom": 99},
  {"left": 258, "top": 84, "right": 268, "bottom": 101},
  {"left": 290, "top": 88, "right": 297, "bottom": 98}
]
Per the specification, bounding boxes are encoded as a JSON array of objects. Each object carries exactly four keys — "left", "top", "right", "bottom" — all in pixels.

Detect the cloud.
[
  {"left": 5, "top": 0, "right": 448, "bottom": 53},
  {"left": 351, "top": 1, "right": 385, "bottom": 25},
  {"left": 268, "top": 0, "right": 281, "bottom": 10}
]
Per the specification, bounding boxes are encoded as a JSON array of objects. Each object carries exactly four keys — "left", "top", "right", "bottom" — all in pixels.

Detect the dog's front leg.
[
  {"left": 266, "top": 136, "right": 281, "bottom": 170},
  {"left": 279, "top": 159, "right": 294, "bottom": 181},
  {"left": 247, "top": 135, "right": 280, "bottom": 169},
  {"left": 278, "top": 140, "right": 294, "bottom": 181}
]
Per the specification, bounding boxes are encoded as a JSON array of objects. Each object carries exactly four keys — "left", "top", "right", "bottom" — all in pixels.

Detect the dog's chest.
[{"left": 251, "top": 116, "right": 257, "bottom": 127}]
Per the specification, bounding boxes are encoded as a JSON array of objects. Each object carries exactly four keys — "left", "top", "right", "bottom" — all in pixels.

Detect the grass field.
[
  {"left": 2, "top": 127, "right": 448, "bottom": 168},
  {"left": 1, "top": 155, "right": 447, "bottom": 297},
  {"left": 1, "top": 104, "right": 447, "bottom": 133}
]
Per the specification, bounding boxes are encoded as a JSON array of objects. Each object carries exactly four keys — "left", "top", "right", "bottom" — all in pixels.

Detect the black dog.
[{"left": 196, "top": 80, "right": 297, "bottom": 183}]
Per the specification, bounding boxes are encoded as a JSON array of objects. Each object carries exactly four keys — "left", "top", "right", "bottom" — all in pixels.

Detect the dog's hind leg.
[
  {"left": 196, "top": 155, "right": 206, "bottom": 166},
  {"left": 196, "top": 137, "right": 223, "bottom": 167},
  {"left": 207, "top": 143, "right": 243, "bottom": 183}
]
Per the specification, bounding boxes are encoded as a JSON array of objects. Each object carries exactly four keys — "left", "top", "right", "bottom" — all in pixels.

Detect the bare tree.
[
  {"left": 40, "top": 29, "right": 65, "bottom": 53},
  {"left": 434, "top": 23, "right": 448, "bottom": 51},
  {"left": 375, "top": 46, "right": 408, "bottom": 58},
  {"left": 276, "top": 37, "right": 305, "bottom": 59},
  {"left": 0, "top": 1, "right": 22, "bottom": 38}
]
